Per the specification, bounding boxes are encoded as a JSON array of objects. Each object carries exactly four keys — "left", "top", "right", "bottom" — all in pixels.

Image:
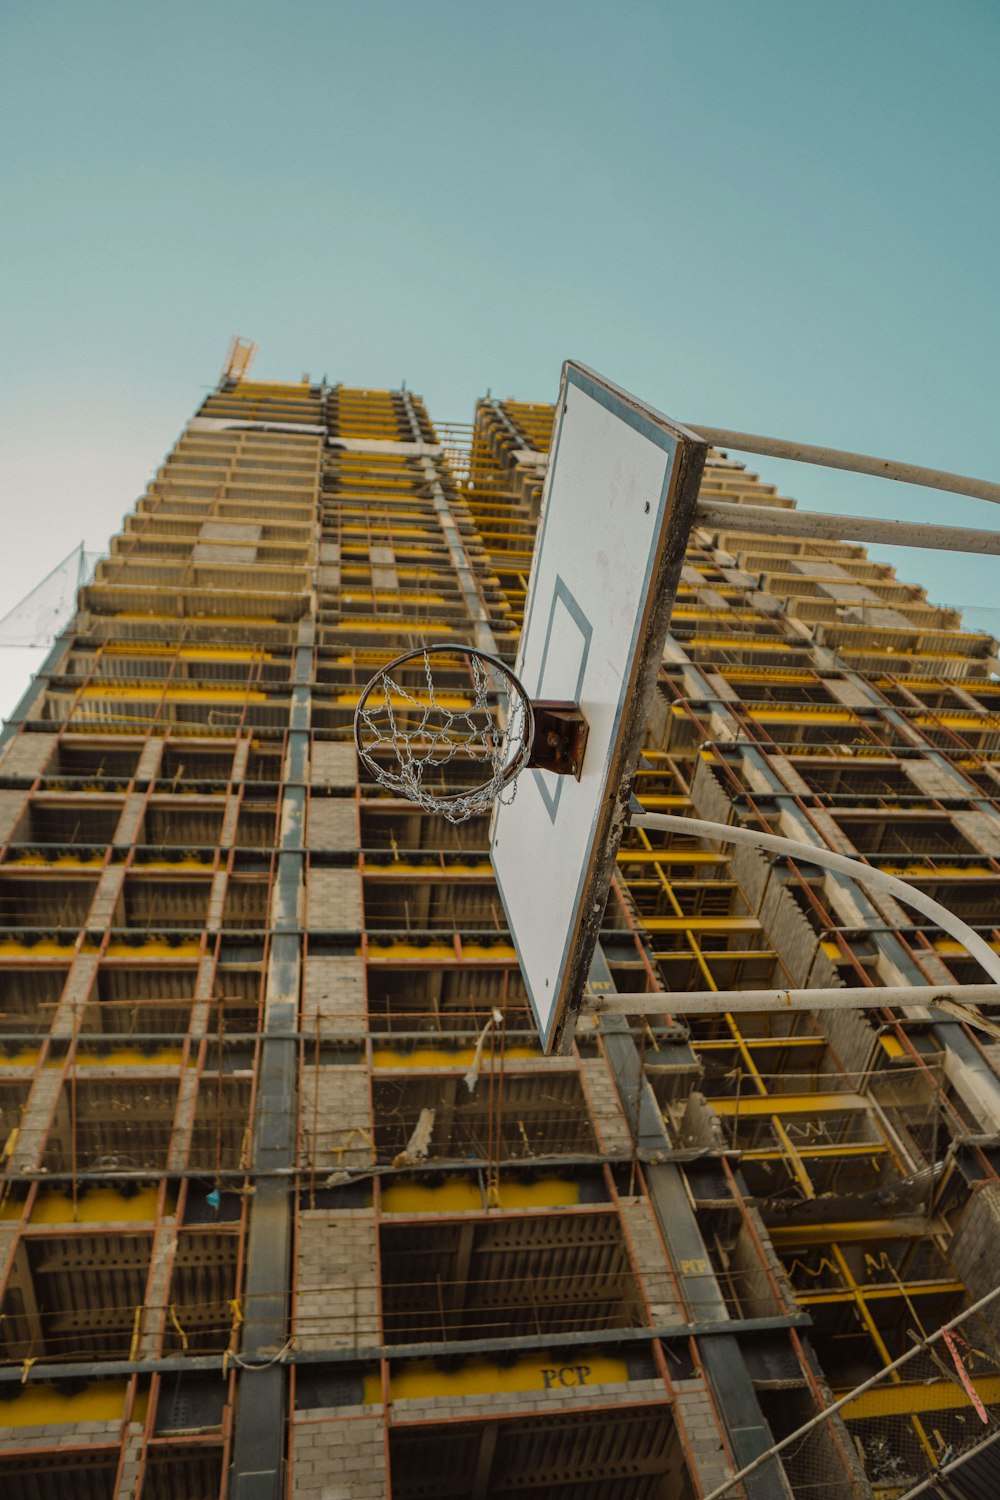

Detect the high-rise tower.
[{"left": 1, "top": 366, "right": 999, "bottom": 1499}]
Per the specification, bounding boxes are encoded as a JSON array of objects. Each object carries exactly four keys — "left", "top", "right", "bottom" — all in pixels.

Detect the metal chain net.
[{"left": 355, "top": 648, "right": 530, "bottom": 822}]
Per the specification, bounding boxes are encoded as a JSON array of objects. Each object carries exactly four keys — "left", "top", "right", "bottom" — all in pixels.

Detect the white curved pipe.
[{"left": 630, "top": 812, "right": 1000, "bottom": 985}]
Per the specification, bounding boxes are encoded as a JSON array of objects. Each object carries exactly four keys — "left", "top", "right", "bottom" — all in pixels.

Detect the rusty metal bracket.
[{"left": 527, "top": 701, "right": 589, "bottom": 778}]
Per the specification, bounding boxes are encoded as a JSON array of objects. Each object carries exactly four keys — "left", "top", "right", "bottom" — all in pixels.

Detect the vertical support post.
[
  {"left": 230, "top": 621, "right": 313, "bottom": 1500},
  {"left": 590, "top": 942, "right": 793, "bottom": 1499}
]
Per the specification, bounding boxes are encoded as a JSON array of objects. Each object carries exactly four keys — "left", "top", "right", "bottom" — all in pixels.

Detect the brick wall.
[
  {"left": 619, "top": 1196, "right": 683, "bottom": 1324},
  {"left": 303, "top": 955, "right": 367, "bottom": 1038},
  {"left": 307, "top": 867, "right": 363, "bottom": 932},
  {"left": 672, "top": 1377, "right": 735, "bottom": 1496},
  {"left": 290, "top": 1408, "right": 386, "bottom": 1498},
  {"left": 296, "top": 1210, "right": 379, "bottom": 1351},
  {"left": 299, "top": 1066, "right": 373, "bottom": 1173},
  {"left": 579, "top": 1055, "right": 633, "bottom": 1158}
]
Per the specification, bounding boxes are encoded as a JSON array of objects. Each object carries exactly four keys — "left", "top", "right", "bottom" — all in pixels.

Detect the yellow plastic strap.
[
  {"left": 129, "top": 1306, "right": 143, "bottom": 1361},
  {"left": 20, "top": 1357, "right": 36, "bottom": 1385},
  {"left": 168, "top": 1304, "right": 190, "bottom": 1351}
]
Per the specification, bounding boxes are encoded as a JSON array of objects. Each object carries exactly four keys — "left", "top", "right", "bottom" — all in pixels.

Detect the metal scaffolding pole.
[
  {"left": 687, "top": 426, "right": 1000, "bottom": 506},
  {"left": 695, "top": 498, "right": 1000, "bottom": 556}
]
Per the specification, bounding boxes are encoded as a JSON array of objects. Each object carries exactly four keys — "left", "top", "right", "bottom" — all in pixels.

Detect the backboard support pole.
[
  {"left": 696, "top": 499, "right": 1000, "bottom": 556},
  {"left": 687, "top": 426, "right": 1000, "bottom": 506},
  {"left": 586, "top": 984, "right": 1000, "bottom": 1031}
]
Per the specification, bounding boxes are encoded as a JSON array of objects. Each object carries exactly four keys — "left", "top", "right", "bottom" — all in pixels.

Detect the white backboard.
[{"left": 490, "top": 363, "right": 706, "bottom": 1052}]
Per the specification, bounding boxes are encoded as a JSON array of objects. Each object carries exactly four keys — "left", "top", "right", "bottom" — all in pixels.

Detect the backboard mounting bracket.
[{"left": 528, "top": 701, "right": 590, "bottom": 778}]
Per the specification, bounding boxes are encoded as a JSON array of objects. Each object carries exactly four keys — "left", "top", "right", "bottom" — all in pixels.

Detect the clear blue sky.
[{"left": 2, "top": 0, "right": 998, "bottom": 714}]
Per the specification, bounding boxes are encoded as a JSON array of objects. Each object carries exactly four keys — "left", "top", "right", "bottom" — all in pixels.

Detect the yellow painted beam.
[
  {"left": 797, "top": 1280, "right": 964, "bottom": 1306},
  {"left": 769, "top": 1218, "right": 949, "bottom": 1246},
  {"left": 80, "top": 686, "right": 267, "bottom": 702},
  {"left": 712, "top": 1091, "right": 866, "bottom": 1116},
  {"left": 839, "top": 1374, "right": 1000, "bottom": 1419},
  {"left": 640, "top": 916, "right": 761, "bottom": 933}
]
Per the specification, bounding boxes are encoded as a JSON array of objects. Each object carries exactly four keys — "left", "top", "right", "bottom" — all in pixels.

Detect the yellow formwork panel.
[
  {"left": 372, "top": 1045, "right": 541, "bottom": 1069},
  {"left": 0, "top": 1382, "right": 149, "bottom": 1428},
  {"left": 22, "top": 1187, "right": 172, "bottom": 1224},
  {"left": 381, "top": 1176, "right": 580, "bottom": 1214},
  {"left": 840, "top": 1375, "right": 1000, "bottom": 1419},
  {"left": 365, "top": 940, "right": 518, "bottom": 963},
  {"left": 105, "top": 939, "right": 202, "bottom": 958},
  {"left": 365, "top": 1352, "right": 630, "bottom": 1404},
  {"left": 37, "top": 1047, "right": 190, "bottom": 1069},
  {"left": 6, "top": 853, "right": 106, "bottom": 868},
  {"left": 0, "top": 938, "right": 99, "bottom": 958}
]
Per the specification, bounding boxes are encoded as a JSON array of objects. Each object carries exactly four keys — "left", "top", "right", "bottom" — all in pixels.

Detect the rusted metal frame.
[
  {"left": 371, "top": 1157, "right": 392, "bottom": 1468},
  {"left": 13, "top": 908, "right": 114, "bottom": 1223},
  {"left": 674, "top": 716, "right": 873, "bottom": 987},
  {"left": 0, "top": 744, "right": 52, "bottom": 867},
  {"left": 811, "top": 676, "right": 1000, "bottom": 1131},
  {"left": 659, "top": 660, "right": 1000, "bottom": 1146},
  {"left": 132, "top": 1122, "right": 183, "bottom": 1368},
  {"left": 886, "top": 691, "right": 986, "bottom": 767},
  {"left": 659, "top": 1343, "right": 731, "bottom": 1500},
  {"left": 829, "top": 1242, "right": 940, "bottom": 1467},
  {"left": 691, "top": 712, "right": 902, "bottom": 988},
  {"left": 718, "top": 1157, "right": 797, "bottom": 1318},
  {"left": 106, "top": 472, "right": 175, "bottom": 587},
  {"left": 591, "top": 936, "right": 793, "bottom": 1497},
  {"left": 126, "top": 635, "right": 183, "bottom": 743},
  {"left": 159, "top": 926, "right": 222, "bottom": 1200},
  {"left": 622, "top": 832, "right": 764, "bottom": 1010},
  {"left": 228, "top": 1143, "right": 253, "bottom": 1362},
  {"left": 49, "top": 634, "right": 109, "bottom": 736},
  {"left": 0, "top": 624, "right": 77, "bottom": 753},
  {"left": 861, "top": 679, "right": 1000, "bottom": 826},
  {"left": 633, "top": 812, "right": 1000, "bottom": 986},
  {"left": 604, "top": 1159, "right": 686, "bottom": 1332},
  {"left": 781, "top": 1325, "right": 872, "bottom": 1500},
  {"left": 607, "top": 873, "right": 665, "bottom": 996},
  {"left": 699, "top": 1273, "right": 1000, "bottom": 1500}
]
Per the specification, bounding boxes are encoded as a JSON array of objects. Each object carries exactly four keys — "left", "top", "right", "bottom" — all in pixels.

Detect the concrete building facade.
[{"left": 1, "top": 369, "right": 999, "bottom": 1498}]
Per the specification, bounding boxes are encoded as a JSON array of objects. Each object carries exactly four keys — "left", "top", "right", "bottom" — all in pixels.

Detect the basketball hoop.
[{"left": 353, "top": 644, "right": 535, "bottom": 823}]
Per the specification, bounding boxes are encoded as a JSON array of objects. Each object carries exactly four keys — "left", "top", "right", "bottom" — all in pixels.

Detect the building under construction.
[{"left": 2, "top": 355, "right": 1000, "bottom": 1499}]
